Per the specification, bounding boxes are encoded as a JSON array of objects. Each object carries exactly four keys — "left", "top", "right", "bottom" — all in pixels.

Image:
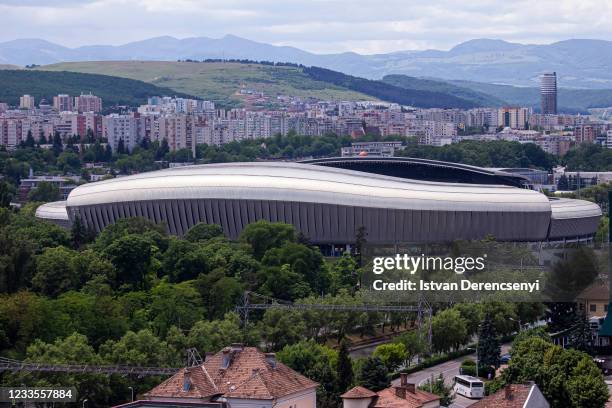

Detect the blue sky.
[{"left": 0, "top": 0, "right": 611, "bottom": 53}]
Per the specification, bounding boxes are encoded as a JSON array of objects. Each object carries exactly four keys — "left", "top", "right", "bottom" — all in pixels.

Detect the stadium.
[{"left": 35, "top": 157, "right": 602, "bottom": 245}]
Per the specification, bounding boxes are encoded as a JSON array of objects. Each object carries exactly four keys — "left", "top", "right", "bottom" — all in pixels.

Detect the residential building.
[
  {"left": 577, "top": 283, "right": 609, "bottom": 318},
  {"left": 340, "top": 374, "right": 439, "bottom": 408},
  {"left": 471, "top": 383, "right": 549, "bottom": 408},
  {"left": 18, "top": 175, "right": 78, "bottom": 201},
  {"left": 19, "top": 94, "right": 35, "bottom": 109},
  {"left": 115, "top": 344, "right": 318, "bottom": 408},
  {"left": 53, "top": 94, "right": 73, "bottom": 112},
  {"left": 498, "top": 107, "right": 530, "bottom": 130},
  {"left": 74, "top": 93, "right": 103, "bottom": 113},
  {"left": 540, "top": 72, "right": 558, "bottom": 115},
  {"left": 574, "top": 125, "right": 596, "bottom": 144},
  {"left": 103, "top": 114, "right": 145, "bottom": 152}
]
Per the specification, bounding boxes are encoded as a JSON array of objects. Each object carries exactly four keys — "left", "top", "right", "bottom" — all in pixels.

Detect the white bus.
[{"left": 453, "top": 375, "right": 484, "bottom": 399}]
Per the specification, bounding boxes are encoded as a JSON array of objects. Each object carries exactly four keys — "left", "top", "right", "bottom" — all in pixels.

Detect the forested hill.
[
  {"left": 303, "top": 66, "right": 479, "bottom": 109},
  {"left": 36, "top": 61, "right": 483, "bottom": 109},
  {"left": 0, "top": 70, "right": 196, "bottom": 108}
]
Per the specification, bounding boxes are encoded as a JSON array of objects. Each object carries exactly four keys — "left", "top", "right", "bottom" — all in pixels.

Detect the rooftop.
[{"left": 145, "top": 345, "right": 318, "bottom": 402}]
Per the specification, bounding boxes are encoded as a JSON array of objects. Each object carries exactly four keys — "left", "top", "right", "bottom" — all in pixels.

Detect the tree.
[
  {"left": 505, "top": 335, "right": 608, "bottom": 408},
  {"left": 259, "top": 308, "right": 306, "bottom": 351},
  {"left": 117, "top": 138, "right": 126, "bottom": 154},
  {"left": 431, "top": 309, "right": 468, "bottom": 353},
  {"left": 71, "top": 216, "right": 95, "bottom": 249},
  {"left": 418, "top": 374, "right": 453, "bottom": 406},
  {"left": 103, "top": 234, "right": 159, "bottom": 290},
  {"left": 148, "top": 281, "right": 203, "bottom": 337},
  {"left": 262, "top": 242, "right": 328, "bottom": 293},
  {"left": 568, "top": 310, "right": 592, "bottom": 353},
  {"left": 278, "top": 340, "right": 339, "bottom": 408},
  {"left": 184, "top": 223, "right": 224, "bottom": 242},
  {"left": 477, "top": 313, "right": 501, "bottom": 371},
  {"left": 355, "top": 226, "right": 367, "bottom": 266},
  {"left": 186, "top": 313, "right": 247, "bottom": 354},
  {"left": 239, "top": 220, "right": 296, "bottom": 259},
  {"left": 0, "top": 181, "right": 15, "bottom": 208},
  {"left": 28, "top": 181, "right": 60, "bottom": 202},
  {"left": 357, "top": 356, "right": 389, "bottom": 391},
  {"left": 373, "top": 343, "right": 406, "bottom": 372},
  {"left": 336, "top": 339, "right": 354, "bottom": 393},
  {"left": 329, "top": 252, "right": 359, "bottom": 295},
  {"left": 52, "top": 132, "right": 63, "bottom": 156},
  {"left": 32, "top": 246, "right": 81, "bottom": 297},
  {"left": 396, "top": 330, "right": 427, "bottom": 367},
  {"left": 17, "top": 333, "right": 112, "bottom": 407}
]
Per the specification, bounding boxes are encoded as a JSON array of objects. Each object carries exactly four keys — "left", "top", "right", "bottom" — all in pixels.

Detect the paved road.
[{"left": 392, "top": 344, "right": 511, "bottom": 408}]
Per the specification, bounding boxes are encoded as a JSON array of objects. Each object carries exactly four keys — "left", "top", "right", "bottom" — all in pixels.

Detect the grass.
[{"left": 36, "top": 61, "right": 372, "bottom": 107}]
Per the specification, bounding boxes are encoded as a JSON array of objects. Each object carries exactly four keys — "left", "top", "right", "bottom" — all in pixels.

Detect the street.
[{"left": 392, "top": 344, "right": 511, "bottom": 408}]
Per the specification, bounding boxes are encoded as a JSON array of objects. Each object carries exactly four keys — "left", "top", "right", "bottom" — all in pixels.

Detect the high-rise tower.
[{"left": 540, "top": 72, "right": 557, "bottom": 114}]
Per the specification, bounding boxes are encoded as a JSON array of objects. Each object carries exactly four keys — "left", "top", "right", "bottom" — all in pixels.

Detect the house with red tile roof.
[
  {"left": 340, "top": 373, "right": 439, "bottom": 408},
  {"left": 113, "top": 344, "right": 318, "bottom": 408},
  {"left": 470, "top": 383, "right": 549, "bottom": 408}
]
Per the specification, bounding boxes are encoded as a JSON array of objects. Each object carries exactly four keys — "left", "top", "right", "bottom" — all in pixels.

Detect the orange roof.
[
  {"left": 576, "top": 283, "right": 609, "bottom": 301},
  {"left": 471, "top": 384, "right": 533, "bottom": 408},
  {"left": 146, "top": 346, "right": 318, "bottom": 402},
  {"left": 341, "top": 386, "right": 377, "bottom": 399},
  {"left": 372, "top": 387, "right": 439, "bottom": 408}
]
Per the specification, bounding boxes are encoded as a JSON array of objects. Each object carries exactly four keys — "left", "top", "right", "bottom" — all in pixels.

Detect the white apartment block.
[{"left": 103, "top": 114, "right": 145, "bottom": 152}]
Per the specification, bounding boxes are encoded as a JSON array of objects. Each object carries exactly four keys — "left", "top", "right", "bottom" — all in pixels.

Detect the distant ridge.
[{"left": 3, "top": 36, "right": 612, "bottom": 88}]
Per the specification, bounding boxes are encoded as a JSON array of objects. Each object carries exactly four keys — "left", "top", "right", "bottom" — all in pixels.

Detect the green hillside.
[
  {"left": 37, "top": 61, "right": 481, "bottom": 109},
  {"left": 36, "top": 61, "right": 372, "bottom": 107},
  {"left": 0, "top": 69, "right": 196, "bottom": 108},
  {"left": 302, "top": 67, "right": 479, "bottom": 108},
  {"left": 382, "top": 74, "right": 506, "bottom": 107}
]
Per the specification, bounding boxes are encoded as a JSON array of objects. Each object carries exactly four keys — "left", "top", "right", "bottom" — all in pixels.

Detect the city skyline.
[{"left": 1, "top": 0, "right": 612, "bottom": 54}]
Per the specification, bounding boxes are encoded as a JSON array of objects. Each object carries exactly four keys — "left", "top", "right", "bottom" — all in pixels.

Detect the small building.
[
  {"left": 340, "top": 373, "right": 439, "bottom": 408},
  {"left": 470, "top": 383, "right": 549, "bottom": 408},
  {"left": 577, "top": 283, "right": 609, "bottom": 318},
  {"left": 114, "top": 344, "right": 318, "bottom": 408}
]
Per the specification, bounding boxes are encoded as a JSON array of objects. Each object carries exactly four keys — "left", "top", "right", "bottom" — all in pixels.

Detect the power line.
[
  {"left": 0, "top": 357, "right": 178, "bottom": 377},
  {"left": 235, "top": 291, "right": 433, "bottom": 347}
]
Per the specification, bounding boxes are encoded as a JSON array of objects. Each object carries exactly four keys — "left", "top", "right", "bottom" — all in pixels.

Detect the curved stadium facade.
[{"left": 35, "top": 158, "right": 602, "bottom": 244}]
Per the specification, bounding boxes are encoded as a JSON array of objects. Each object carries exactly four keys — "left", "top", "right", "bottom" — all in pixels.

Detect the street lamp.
[
  {"left": 128, "top": 386, "right": 134, "bottom": 402},
  {"left": 82, "top": 398, "right": 88, "bottom": 408}
]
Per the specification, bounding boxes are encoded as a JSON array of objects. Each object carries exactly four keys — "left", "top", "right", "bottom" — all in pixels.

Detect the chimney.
[
  {"left": 221, "top": 348, "right": 231, "bottom": 369},
  {"left": 405, "top": 383, "right": 416, "bottom": 394},
  {"left": 505, "top": 385, "right": 513, "bottom": 400},
  {"left": 265, "top": 352, "right": 276, "bottom": 368},
  {"left": 394, "top": 387, "right": 406, "bottom": 400},
  {"left": 400, "top": 373, "right": 408, "bottom": 386}
]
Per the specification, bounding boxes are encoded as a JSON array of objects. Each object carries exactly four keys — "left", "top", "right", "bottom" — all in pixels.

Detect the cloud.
[{"left": 0, "top": 0, "right": 612, "bottom": 53}]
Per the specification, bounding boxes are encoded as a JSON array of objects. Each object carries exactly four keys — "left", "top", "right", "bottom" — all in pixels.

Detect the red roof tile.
[
  {"left": 146, "top": 346, "right": 318, "bottom": 402},
  {"left": 341, "top": 386, "right": 378, "bottom": 399},
  {"left": 470, "top": 384, "right": 533, "bottom": 408},
  {"left": 372, "top": 386, "right": 439, "bottom": 408}
]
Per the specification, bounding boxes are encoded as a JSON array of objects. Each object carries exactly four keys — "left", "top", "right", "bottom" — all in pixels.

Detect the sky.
[{"left": 1, "top": 0, "right": 612, "bottom": 54}]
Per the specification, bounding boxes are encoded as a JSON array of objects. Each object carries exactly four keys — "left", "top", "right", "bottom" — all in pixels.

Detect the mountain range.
[{"left": 3, "top": 36, "right": 612, "bottom": 88}]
